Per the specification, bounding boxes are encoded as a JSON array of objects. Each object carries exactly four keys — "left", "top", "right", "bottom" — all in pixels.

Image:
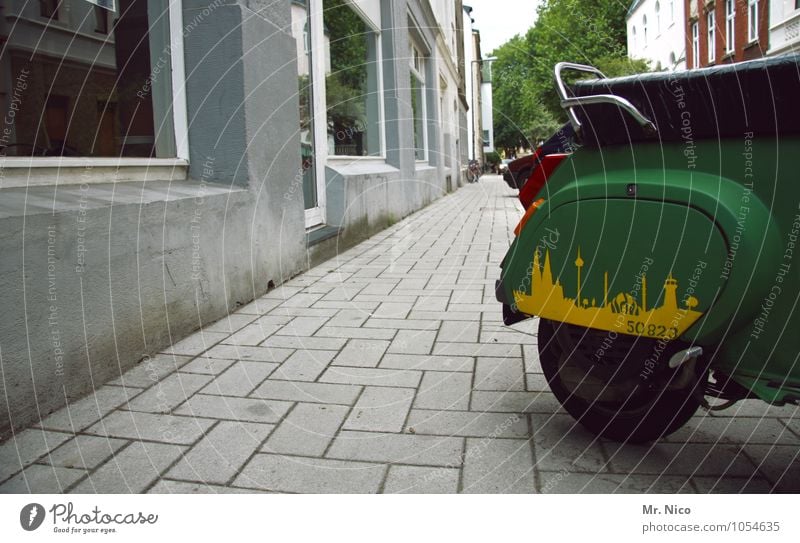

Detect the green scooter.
[{"left": 496, "top": 55, "right": 800, "bottom": 443}]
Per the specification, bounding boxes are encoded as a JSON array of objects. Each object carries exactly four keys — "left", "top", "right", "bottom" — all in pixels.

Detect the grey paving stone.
[
  {"left": 162, "top": 330, "right": 229, "bottom": 356},
  {"left": 437, "top": 321, "right": 480, "bottom": 343},
  {"left": 199, "top": 361, "right": 277, "bottom": 397},
  {"left": 271, "top": 350, "right": 338, "bottom": 381},
  {"left": 388, "top": 330, "right": 436, "bottom": 355},
  {"left": 276, "top": 293, "right": 326, "bottom": 308},
  {"left": 343, "top": 387, "right": 415, "bottom": 433},
  {"left": 233, "top": 297, "right": 283, "bottom": 315},
  {"left": 222, "top": 323, "right": 282, "bottom": 346},
  {"left": 383, "top": 465, "right": 459, "bottom": 494},
  {"left": 539, "top": 472, "right": 695, "bottom": 494},
  {"left": 325, "top": 309, "right": 371, "bottom": 327},
  {"left": 380, "top": 353, "right": 473, "bottom": 373},
  {"left": 471, "top": 390, "right": 565, "bottom": 414},
  {"left": 474, "top": 357, "right": 525, "bottom": 391},
  {"left": 605, "top": 441, "right": 758, "bottom": 478},
  {"left": 45, "top": 435, "right": 128, "bottom": 470},
  {"left": 86, "top": 411, "right": 213, "bottom": 445},
  {"left": 110, "top": 354, "right": 193, "bottom": 388},
  {"left": 0, "top": 429, "right": 72, "bottom": 482},
  {"left": 260, "top": 335, "right": 347, "bottom": 351},
  {"left": 71, "top": 441, "right": 186, "bottom": 493},
  {"left": 692, "top": 475, "right": 774, "bottom": 493},
  {"left": 462, "top": 437, "right": 536, "bottom": 493},
  {"left": 251, "top": 380, "right": 361, "bottom": 405},
  {"left": 434, "top": 342, "right": 521, "bottom": 358},
  {"left": 363, "top": 318, "right": 439, "bottom": 331},
  {"left": 319, "top": 366, "right": 422, "bottom": 388},
  {"left": 235, "top": 454, "right": 386, "bottom": 493},
  {"left": 480, "top": 327, "right": 536, "bottom": 345},
  {"left": 148, "top": 480, "right": 265, "bottom": 493},
  {"left": 709, "top": 400, "right": 799, "bottom": 419},
  {"left": 275, "top": 316, "right": 331, "bottom": 337},
  {"left": 264, "top": 403, "right": 349, "bottom": 456},
  {"left": 332, "top": 339, "right": 390, "bottom": 368},
  {"left": 327, "top": 430, "right": 463, "bottom": 467},
  {"left": 523, "top": 343, "right": 542, "bottom": 374},
  {"left": 409, "top": 310, "right": 478, "bottom": 322},
  {"left": 179, "top": 357, "right": 236, "bottom": 376},
  {"left": 412, "top": 297, "right": 449, "bottom": 312},
  {"left": 126, "top": 372, "right": 213, "bottom": 414},
  {"left": 525, "top": 373, "right": 550, "bottom": 392},
  {"left": 174, "top": 395, "right": 292, "bottom": 424},
  {"left": 315, "top": 326, "right": 396, "bottom": 340},
  {"left": 413, "top": 371, "right": 472, "bottom": 410},
  {"left": 530, "top": 414, "right": 612, "bottom": 473},
  {"left": 262, "top": 285, "right": 306, "bottom": 299},
  {"left": 38, "top": 385, "right": 142, "bottom": 432},
  {"left": 268, "top": 306, "right": 339, "bottom": 318},
  {"left": 744, "top": 445, "right": 800, "bottom": 492},
  {"left": 0, "top": 464, "right": 85, "bottom": 494},
  {"left": 665, "top": 416, "right": 800, "bottom": 445},
  {"left": 202, "top": 344, "right": 294, "bottom": 363},
  {"left": 201, "top": 313, "right": 258, "bottom": 333},
  {"left": 166, "top": 421, "right": 274, "bottom": 484},
  {"left": 407, "top": 409, "right": 528, "bottom": 438}
]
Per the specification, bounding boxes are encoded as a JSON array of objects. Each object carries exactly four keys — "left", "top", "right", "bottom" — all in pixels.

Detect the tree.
[{"left": 491, "top": 0, "right": 649, "bottom": 149}]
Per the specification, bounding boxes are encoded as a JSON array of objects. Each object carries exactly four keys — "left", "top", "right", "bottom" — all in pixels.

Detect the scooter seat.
[{"left": 570, "top": 53, "right": 800, "bottom": 147}]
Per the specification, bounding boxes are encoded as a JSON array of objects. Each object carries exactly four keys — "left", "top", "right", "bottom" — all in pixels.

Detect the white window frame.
[
  {"left": 708, "top": 10, "right": 716, "bottom": 63},
  {"left": 655, "top": 1, "right": 661, "bottom": 35},
  {"left": 304, "top": 0, "right": 385, "bottom": 228},
  {"left": 642, "top": 15, "right": 648, "bottom": 44},
  {"left": 692, "top": 21, "right": 700, "bottom": 68},
  {"left": 409, "top": 38, "right": 428, "bottom": 163},
  {"left": 318, "top": 0, "right": 385, "bottom": 162},
  {"left": 0, "top": 0, "right": 189, "bottom": 188},
  {"left": 747, "top": 0, "right": 758, "bottom": 43},
  {"left": 669, "top": 0, "right": 675, "bottom": 24},
  {"left": 632, "top": 25, "right": 637, "bottom": 49},
  {"left": 725, "top": 0, "right": 735, "bottom": 54}
]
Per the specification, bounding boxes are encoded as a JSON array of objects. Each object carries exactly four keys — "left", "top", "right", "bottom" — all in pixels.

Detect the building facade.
[
  {"left": 627, "top": 0, "right": 688, "bottom": 70},
  {"left": 0, "top": 0, "right": 471, "bottom": 436},
  {"left": 767, "top": 0, "right": 800, "bottom": 55},
  {"left": 685, "top": 0, "right": 769, "bottom": 68},
  {"left": 462, "top": 4, "right": 484, "bottom": 163}
]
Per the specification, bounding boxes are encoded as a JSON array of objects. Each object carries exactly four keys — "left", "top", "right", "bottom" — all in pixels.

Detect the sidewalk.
[{"left": 1, "top": 177, "right": 798, "bottom": 493}]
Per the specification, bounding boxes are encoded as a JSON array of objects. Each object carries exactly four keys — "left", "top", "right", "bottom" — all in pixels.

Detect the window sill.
[
  {"left": 0, "top": 158, "right": 188, "bottom": 188},
  {"left": 0, "top": 178, "right": 243, "bottom": 220},
  {"left": 744, "top": 40, "right": 760, "bottom": 50},
  {"left": 325, "top": 158, "right": 398, "bottom": 176}
]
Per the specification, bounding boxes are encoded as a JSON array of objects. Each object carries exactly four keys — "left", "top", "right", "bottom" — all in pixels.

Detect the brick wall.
[{"left": 685, "top": 0, "right": 769, "bottom": 68}]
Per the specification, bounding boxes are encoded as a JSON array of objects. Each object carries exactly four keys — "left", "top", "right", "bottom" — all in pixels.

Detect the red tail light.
[{"left": 519, "top": 153, "right": 568, "bottom": 209}]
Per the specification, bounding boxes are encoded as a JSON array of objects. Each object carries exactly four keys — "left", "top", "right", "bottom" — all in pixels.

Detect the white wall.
[
  {"left": 481, "top": 80, "right": 494, "bottom": 152},
  {"left": 768, "top": 0, "right": 800, "bottom": 55},
  {"left": 627, "top": 0, "right": 687, "bottom": 70}
]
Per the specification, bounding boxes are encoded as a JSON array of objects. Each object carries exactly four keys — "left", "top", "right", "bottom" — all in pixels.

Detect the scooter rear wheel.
[{"left": 538, "top": 318, "right": 704, "bottom": 443}]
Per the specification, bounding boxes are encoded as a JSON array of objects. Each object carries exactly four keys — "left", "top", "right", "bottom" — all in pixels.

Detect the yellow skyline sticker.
[{"left": 513, "top": 248, "right": 704, "bottom": 339}]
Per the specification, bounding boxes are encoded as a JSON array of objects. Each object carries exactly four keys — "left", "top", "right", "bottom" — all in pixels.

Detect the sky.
[{"left": 467, "top": 0, "right": 542, "bottom": 56}]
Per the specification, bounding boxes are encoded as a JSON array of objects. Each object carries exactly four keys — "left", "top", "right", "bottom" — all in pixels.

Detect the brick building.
[{"left": 685, "top": 0, "right": 770, "bottom": 68}]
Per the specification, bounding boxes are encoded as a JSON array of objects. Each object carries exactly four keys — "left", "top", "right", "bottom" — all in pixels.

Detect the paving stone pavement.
[{"left": 2, "top": 177, "right": 799, "bottom": 494}]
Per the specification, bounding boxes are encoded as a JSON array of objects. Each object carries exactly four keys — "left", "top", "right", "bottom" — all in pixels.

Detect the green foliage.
[
  {"left": 492, "top": 0, "right": 649, "bottom": 150},
  {"left": 485, "top": 151, "right": 501, "bottom": 166}
]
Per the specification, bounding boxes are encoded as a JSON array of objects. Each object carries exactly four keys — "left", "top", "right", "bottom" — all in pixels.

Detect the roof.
[{"left": 626, "top": 0, "right": 646, "bottom": 18}]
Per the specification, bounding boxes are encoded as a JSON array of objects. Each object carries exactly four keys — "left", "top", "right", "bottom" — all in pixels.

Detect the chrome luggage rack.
[{"left": 554, "top": 62, "right": 657, "bottom": 136}]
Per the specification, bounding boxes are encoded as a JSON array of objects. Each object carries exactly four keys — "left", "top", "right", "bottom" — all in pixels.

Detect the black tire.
[{"left": 538, "top": 319, "right": 705, "bottom": 443}]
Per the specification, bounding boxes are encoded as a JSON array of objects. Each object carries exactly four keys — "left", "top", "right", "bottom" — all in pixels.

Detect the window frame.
[
  {"left": 655, "top": 1, "right": 661, "bottom": 35},
  {"left": 725, "top": 0, "right": 735, "bottom": 54},
  {"left": 708, "top": 10, "right": 716, "bottom": 63},
  {"left": 747, "top": 0, "right": 758, "bottom": 43},
  {"left": 319, "top": 0, "right": 386, "bottom": 162},
  {"left": 0, "top": 0, "right": 190, "bottom": 187},
  {"left": 692, "top": 21, "right": 700, "bottom": 68},
  {"left": 409, "top": 37, "right": 428, "bottom": 163},
  {"left": 642, "top": 14, "right": 648, "bottom": 44}
]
